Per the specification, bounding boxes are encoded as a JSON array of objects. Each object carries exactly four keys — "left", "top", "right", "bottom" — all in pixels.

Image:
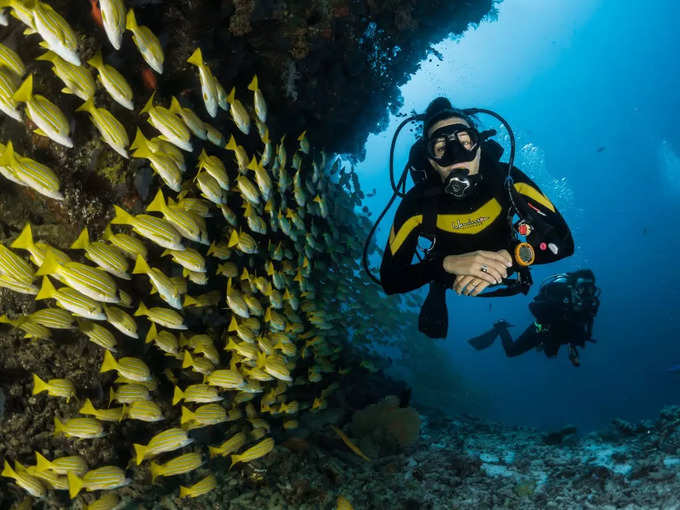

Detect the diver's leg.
[{"left": 500, "top": 324, "right": 539, "bottom": 357}]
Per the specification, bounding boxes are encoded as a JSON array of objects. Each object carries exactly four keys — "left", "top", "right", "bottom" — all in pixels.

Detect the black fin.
[{"left": 467, "top": 328, "right": 501, "bottom": 350}]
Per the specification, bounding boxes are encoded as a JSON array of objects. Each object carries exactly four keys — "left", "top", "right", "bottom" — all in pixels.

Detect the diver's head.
[{"left": 423, "top": 97, "right": 482, "bottom": 198}]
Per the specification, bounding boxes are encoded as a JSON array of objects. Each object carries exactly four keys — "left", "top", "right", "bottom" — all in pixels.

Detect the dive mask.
[{"left": 426, "top": 124, "right": 480, "bottom": 167}]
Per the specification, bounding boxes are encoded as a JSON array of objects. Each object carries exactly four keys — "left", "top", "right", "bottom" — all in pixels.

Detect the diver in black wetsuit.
[
  {"left": 376, "top": 98, "right": 575, "bottom": 338},
  {"left": 468, "top": 270, "right": 601, "bottom": 366}
]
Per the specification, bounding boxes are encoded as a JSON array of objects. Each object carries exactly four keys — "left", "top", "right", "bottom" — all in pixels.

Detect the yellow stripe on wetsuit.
[{"left": 514, "top": 182, "right": 555, "bottom": 212}]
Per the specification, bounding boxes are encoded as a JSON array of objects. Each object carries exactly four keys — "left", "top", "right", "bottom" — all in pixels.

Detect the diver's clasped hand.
[{"left": 444, "top": 249, "right": 513, "bottom": 295}]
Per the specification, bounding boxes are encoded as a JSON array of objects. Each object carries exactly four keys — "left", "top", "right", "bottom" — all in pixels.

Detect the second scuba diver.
[{"left": 370, "top": 97, "right": 575, "bottom": 338}]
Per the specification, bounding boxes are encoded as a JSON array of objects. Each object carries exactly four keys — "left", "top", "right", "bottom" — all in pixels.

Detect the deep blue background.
[{"left": 356, "top": 0, "right": 680, "bottom": 431}]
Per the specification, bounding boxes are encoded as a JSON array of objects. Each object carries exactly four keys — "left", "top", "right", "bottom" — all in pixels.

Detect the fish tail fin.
[
  {"left": 172, "top": 385, "right": 184, "bottom": 405},
  {"left": 0, "top": 140, "right": 16, "bottom": 167},
  {"left": 181, "top": 349, "right": 193, "bottom": 368},
  {"left": 169, "top": 96, "right": 182, "bottom": 115},
  {"left": 226, "top": 86, "right": 235, "bottom": 104},
  {"left": 247, "top": 75, "right": 258, "bottom": 92},
  {"left": 208, "top": 446, "right": 219, "bottom": 459},
  {"left": 12, "top": 74, "right": 32, "bottom": 103},
  {"left": 32, "top": 373, "right": 48, "bottom": 395},
  {"left": 130, "top": 128, "right": 149, "bottom": 152},
  {"left": 125, "top": 8, "right": 138, "bottom": 31},
  {"left": 111, "top": 205, "right": 134, "bottom": 226},
  {"left": 228, "top": 316, "right": 238, "bottom": 332},
  {"left": 79, "top": 398, "right": 97, "bottom": 416},
  {"left": 35, "top": 276, "right": 56, "bottom": 300},
  {"left": 100, "top": 350, "right": 118, "bottom": 374},
  {"left": 102, "top": 224, "right": 114, "bottom": 240},
  {"left": 1, "top": 460, "right": 15, "bottom": 479},
  {"left": 180, "top": 405, "right": 194, "bottom": 425},
  {"left": 186, "top": 48, "right": 203, "bottom": 67},
  {"left": 86, "top": 49, "right": 103, "bottom": 69},
  {"left": 150, "top": 461, "right": 161, "bottom": 483},
  {"left": 145, "top": 189, "right": 166, "bottom": 213},
  {"left": 225, "top": 135, "right": 236, "bottom": 151},
  {"left": 132, "top": 254, "right": 151, "bottom": 275},
  {"left": 35, "top": 248, "right": 59, "bottom": 277},
  {"left": 109, "top": 387, "right": 116, "bottom": 406},
  {"left": 229, "top": 454, "right": 240, "bottom": 470},
  {"left": 67, "top": 471, "right": 84, "bottom": 499},
  {"left": 34, "top": 452, "right": 52, "bottom": 472},
  {"left": 53, "top": 416, "right": 64, "bottom": 437},
  {"left": 35, "top": 50, "right": 56, "bottom": 63},
  {"left": 144, "top": 322, "right": 157, "bottom": 343},
  {"left": 10, "top": 223, "right": 35, "bottom": 252},
  {"left": 179, "top": 485, "right": 190, "bottom": 498},
  {"left": 74, "top": 96, "right": 95, "bottom": 114},
  {"left": 227, "top": 229, "right": 238, "bottom": 248},
  {"left": 132, "top": 443, "right": 147, "bottom": 465},
  {"left": 140, "top": 91, "right": 156, "bottom": 115},
  {"left": 297, "top": 130, "right": 306, "bottom": 142},
  {"left": 183, "top": 295, "right": 197, "bottom": 307},
  {"left": 134, "top": 301, "right": 149, "bottom": 317},
  {"left": 69, "top": 228, "right": 90, "bottom": 250},
  {"left": 247, "top": 155, "right": 258, "bottom": 172}
]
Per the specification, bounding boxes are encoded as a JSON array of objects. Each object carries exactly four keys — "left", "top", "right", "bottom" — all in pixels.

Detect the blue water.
[{"left": 357, "top": 0, "right": 680, "bottom": 431}]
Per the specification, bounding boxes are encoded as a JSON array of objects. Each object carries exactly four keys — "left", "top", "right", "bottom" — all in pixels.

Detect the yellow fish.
[
  {"left": 172, "top": 384, "right": 222, "bottom": 405},
  {"left": 1, "top": 460, "right": 46, "bottom": 498},
  {"left": 226, "top": 86, "right": 250, "bottom": 135},
  {"left": 29, "top": 0, "right": 80, "bottom": 66},
  {"left": 150, "top": 452, "right": 202, "bottom": 483},
  {"left": 125, "top": 9, "right": 163, "bottom": 73},
  {"left": 28, "top": 307, "right": 73, "bottom": 329},
  {"left": 131, "top": 130, "right": 181, "bottom": 191},
  {"left": 198, "top": 149, "right": 229, "bottom": 190},
  {"left": 133, "top": 427, "right": 193, "bottom": 465},
  {"left": 247, "top": 74, "right": 267, "bottom": 123},
  {"left": 0, "top": 141, "right": 63, "bottom": 200},
  {"left": 225, "top": 134, "right": 249, "bottom": 171},
  {"left": 35, "top": 276, "right": 106, "bottom": 321},
  {"left": 179, "top": 473, "right": 217, "bottom": 498},
  {"left": 230, "top": 437, "right": 274, "bottom": 468},
  {"left": 99, "top": 0, "right": 126, "bottom": 50},
  {"left": 67, "top": 466, "right": 129, "bottom": 499},
  {"left": 169, "top": 96, "right": 207, "bottom": 139},
  {"left": 87, "top": 50, "right": 133, "bottom": 110},
  {"left": 0, "top": 67, "right": 21, "bottom": 122},
  {"left": 195, "top": 170, "right": 225, "bottom": 205},
  {"left": 36, "top": 50, "right": 95, "bottom": 101},
  {"left": 122, "top": 399, "right": 164, "bottom": 422},
  {"left": 181, "top": 404, "right": 227, "bottom": 427},
  {"left": 34, "top": 452, "right": 87, "bottom": 476},
  {"left": 337, "top": 496, "right": 354, "bottom": 510},
  {"left": 102, "top": 225, "right": 147, "bottom": 259},
  {"left": 32, "top": 373, "right": 75, "bottom": 401},
  {"left": 145, "top": 322, "right": 179, "bottom": 357},
  {"left": 0, "top": 42, "right": 25, "bottom": 77},
  {"left": 77, "top": 318, "right": 118, "bottom": 351},
  {"left": 54, "top": 416, "right": 104, "bottom": 439},
  {"left": 132, "top": 255, "right": 182, "bottom": 310},
  {"left": 75, "top": 98, "right": 129, "bottom": 158},
  {"left": 112, "top": 205, "right": 184, "bottom": 251},
  {"left": 186, "top": 48, "right": 218, "bottom": 117},
  {"left": 109, "top": 383, "right": 150, "bottom": 405},
  {"left": 146, "top": 190, "right": 206, "bottom": 244},
  {"left": 135, "top": 301, "right": 186, "bottom": 330},
  {"left": 103, "top": 305, "right": 137, "bottom": 339},
  {"left": 12, "top": 74, "right": 72, "bottom": 147},
  {"left": 78, "top": 398, "right": 124, "bottom": 422},
  {"left": 70, "top": 228, "right": 130, "bottom": 280},
  {"left": 100, "top": 349, "right": 151, "bottom": 382},
  {"left": 228, "top": 229, "right": 258, "bottom": 254},
  {"left": 140, "top": 92, "right": 192, "bottom": 151},
  {"left": 87, "top": 493, "right": 121, "bottom": 510}
]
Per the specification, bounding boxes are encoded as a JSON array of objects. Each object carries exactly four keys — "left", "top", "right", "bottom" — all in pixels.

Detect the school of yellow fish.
[{"left": 0, "top": 0, "right": 410, "bottom": 507}]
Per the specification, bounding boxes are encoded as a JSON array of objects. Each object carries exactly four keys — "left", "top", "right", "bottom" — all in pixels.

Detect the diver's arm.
[
  {"left": 511, "top": 168, "right": 575, "bottom": 264},
  {"left": 379, "top": 199, "right": 451, "bottom": 295}
]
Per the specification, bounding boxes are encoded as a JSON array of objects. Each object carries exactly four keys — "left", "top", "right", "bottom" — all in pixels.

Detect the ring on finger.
[{"left": 480, "top": 264, "right": 488, "bottom": 273}]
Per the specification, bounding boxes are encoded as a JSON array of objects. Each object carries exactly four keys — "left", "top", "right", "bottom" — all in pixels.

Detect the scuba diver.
[
  {"left": 363, "top": 97, "right": 575, "bottom": 338},
  {"left": 468, "top": 270, "right": 601, "bottom": 366}
]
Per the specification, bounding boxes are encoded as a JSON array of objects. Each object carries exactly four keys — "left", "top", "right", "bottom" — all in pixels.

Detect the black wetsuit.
[
  {"left": 379, "top": 147, "right": 574, "bottom": 295},
  {"left": 499, "top": 277, "right": 599, "bottom": 359}
]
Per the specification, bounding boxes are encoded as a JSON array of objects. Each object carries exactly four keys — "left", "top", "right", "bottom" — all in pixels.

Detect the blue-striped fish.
[
  {"left": 99, "top": 0, "right": 126, "bottom": 50},
  {"left": 186, "top": 48, "right": 218, "bottom": 118},
  {"left": 100, "top": 349, "right": 151, "bottom": 382},
  {"left": 10, "top": 223, "right": 70, "bottom": 267},
  {"left": 0, "top": 243, "right": 34, "bottom": 284},
  {"left": 103, "top": 305, "right": 137, "bottom": 338},
  {"left": 0, "top": 314, "right": 49, "bottom": 339},
  {"left": 34, "top": 452, "right": 87, "bottom": 476},
  {"left": 70, "top": 228, "right": 130, "bottom": 280},
  {"left": 0, "top": 42, "right": 25, "bottom": 77},
  {"left": 224, "top": 134, "right": 249, "bottom": 171},
  {"left": 86, "top": 493, "right": 121, "bottom": 510},
  {"left": 30, "top": 0, "right": 80, "bottom": 66},
  {"left": 32, "top": 373, "right": 75, "bottom": 401},
  {"left": 150, "top": 452, "right": 202, "bottom": 483},
  {"left": 169, "top": 96, "right": 207, "bottom": 139},
  {"left": 183, "top": 290, "right": 220, "bottom": 309},
  {"left": 203, "top": 120, "right": 224, "bottom": 146},
  {"left": 12, "top": 74, "right": 72, "bottom": 147},
  {"left": 146, "top": 190, "right": 206, "bottom": 244},
  {"left": 54, "top": 416, "right": 104, "bottom": 439},
  {"left": 195, "top": 170, "right": 225, "bottom": 205},
  {"left": 162, "top": 247, "right": 206, "bottom": 273},
  {"left": 145, "top": 322, "right": 179, "bottom": 356},
  {"left": 109, "top": 383, "right": 150, "bottom": 405},
  {"left": 36, "top": 250, "right": 119, "bottom": 304},
  {"left": 67, "top": 466, "right": 129, "bottom": 499},
  {"left": 208, "top": 432, "right": 246, "bottom": 458},
  {"left": 122, "top": 399, "right": 164, "bottom": 422},
  {"left": 230, "top": 437, "right": 274, "bottom": 468},
  {"left": 247, "top": 75, "right": 267, "bottom": 123},
  {"left": 87, "top": 50, "right": 133, "bottom": 110},
  {"left": 226, "top": 86, "right": 250, "bottom": 135},
  {"left": 102, "top": 225, "right": 147, "bottom": 259},
  {"left": 0, "top": 273, "right": 37, "bottom": 295},
  {"left": 28, "top": 307, "right": 73, "bottom": 329},
  {"left": 36, "top": 50, "right": 94, "bottom": 101},
  {"left": 1, "top": 460, "right": 46, "bottom": 497},
  {"left": 140, "top": 92, "right": 192, "bottom": 151},
  {"left": 132, "top": 255, "right": 182, "bottom": 310},
  {"left": 133, "top": 427, "right": 193, "bottom": 465},
  {"left": 205, "top": 368, "right": 244, "bottom": 390},
  {"left": 181, "top": 403, "right": 226, "bottom": 427},
  {"left": 77, "top": 318, "right": 117, "bottom": 350},
  {"left": 112, "top": 205, "right": 184, "bottom": 251},
  {"left": 131, "top": 130, "right": 181, "bottom": 191},
  {"left": 172, "top": 384, "right": 222, "bottom": 405},
  {"left": 198, "top": 149, "right": 229, "bottom": 190},
  {"left": 125, "top": 9, "right": 163, "bottom": 73},
  {"left": 134, "top": 301, "right": 186, "bottom": 330},
  {"left": 0, "top": 141, "right": 63, "bottom": 200},
  {"left": 79, "top": 398, "right": 125, "bottom": 422},
  {"left": 179, "top": 473, "right": 217, "bottom": 498},
  {"left": 181, "top": 349, "right": 214, "bottom": 375},
  {"left": 75, "top": 97, "right": 129, "bottom": 158},
  {"left": 36, "top": 276, "right": 106, "bottom": 320},
  {"left": 0, "top": 67, "right": 21, "bottom": 121}
]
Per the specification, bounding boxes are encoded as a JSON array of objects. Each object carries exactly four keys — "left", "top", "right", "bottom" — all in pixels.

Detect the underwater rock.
[
  {"left": 350, "top": 395, "right": 420, "bottom": 457},
  {"left": 542, "top": 424, "right": 578, "bottom": 445}
]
